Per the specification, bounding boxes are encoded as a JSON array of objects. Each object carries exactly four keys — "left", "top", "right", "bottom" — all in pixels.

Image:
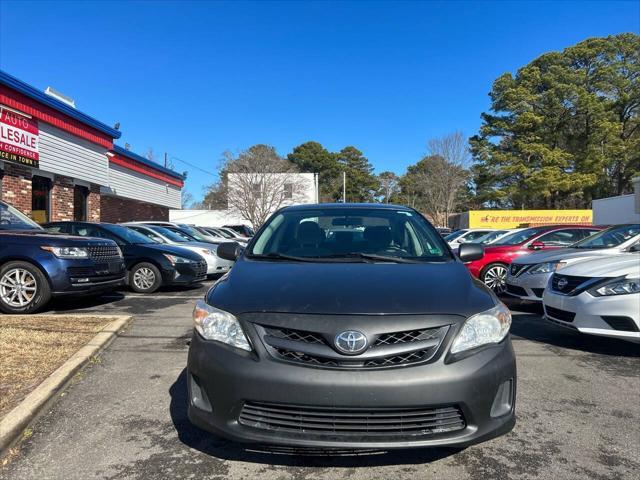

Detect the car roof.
[{"left": 281, "top": 203, "right": 413, "bottom": 212}]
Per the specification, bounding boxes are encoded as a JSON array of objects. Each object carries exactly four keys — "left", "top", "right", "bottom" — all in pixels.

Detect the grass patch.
[{"left": 0, "top": 315, "right": 113, "bottom": 420}]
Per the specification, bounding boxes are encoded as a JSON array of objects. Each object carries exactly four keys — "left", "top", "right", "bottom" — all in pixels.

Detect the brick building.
[{"left": 0, "top": 70, "right": 184, "bottom": 223}]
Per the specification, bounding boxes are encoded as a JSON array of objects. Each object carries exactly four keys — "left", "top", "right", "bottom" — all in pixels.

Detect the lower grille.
[
  {"left": 546, "top": 306, "right": 576, "bottom": 322},
  {"left": 193, "top": 261, "right": 207, "bottom": 278},
  {"left": 601, "top": 316, "right": 640, "bottom": 332},
  {"left": 532, "top": 288, "right": 545, "bottom": 298},
  {"left": 239, "top": 402, "right": 466, "bottom": 438},
  {"left": 506, "top": 284, "right": 527, "bottom": 297}
]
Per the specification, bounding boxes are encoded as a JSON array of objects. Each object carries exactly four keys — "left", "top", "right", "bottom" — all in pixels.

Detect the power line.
[{"left": 170, "top": 155, "right": 218, "bottom": 178}]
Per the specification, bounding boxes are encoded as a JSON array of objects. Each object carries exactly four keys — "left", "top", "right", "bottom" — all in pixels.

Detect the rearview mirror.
[
  {"left": 529, "top": 241, "right": 545, "bottom": 250},
  {"left": 217, "top": 242, "right": 242, "bottom": 261},
  {"left": 458, "top": 243, "right": 484, "bottom": 263}
]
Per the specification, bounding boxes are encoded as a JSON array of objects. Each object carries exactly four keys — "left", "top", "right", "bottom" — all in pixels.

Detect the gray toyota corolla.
[{"left": 187, "top": 204, "right": 516, "bottom": 449}]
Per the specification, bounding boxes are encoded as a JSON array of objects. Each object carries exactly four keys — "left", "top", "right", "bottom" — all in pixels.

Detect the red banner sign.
[{"left": 0, "top": 106, "right": 39, "bottom": 168}]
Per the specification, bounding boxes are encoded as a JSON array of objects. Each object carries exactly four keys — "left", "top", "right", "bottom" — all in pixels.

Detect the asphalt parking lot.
[{"left": 1, "top": 281, "right": 639, "bottom": 480}]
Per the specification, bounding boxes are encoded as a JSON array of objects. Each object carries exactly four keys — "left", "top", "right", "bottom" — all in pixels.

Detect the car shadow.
[
  {"left": 168, "top": 369, "right": 461, "bottom": 466},
  {"left": 504, "top": 298, "right": 640, "bottom": 358}
]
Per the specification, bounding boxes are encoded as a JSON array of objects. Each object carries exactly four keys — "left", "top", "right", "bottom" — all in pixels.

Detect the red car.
[{"left": 465, "top": 225, "right": 602, "bottom": 293}]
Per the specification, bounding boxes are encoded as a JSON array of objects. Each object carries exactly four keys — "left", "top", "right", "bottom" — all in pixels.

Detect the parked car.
[
  {"left": 200, "top": 226, "right": 248, "bottom": 245},
  {"left": 445, "top": 228, "right": 497, "bottom": 249},
  {"left": 0, "top": 201, "right": 125, "bottom": 313},
  {"left": 436, "top": 227, "right": 452, "bottom": 237},
  {"left": 475, "top": 229, "right": 526, "bottom": 245},
  {"left": 464, "top": 225, "right": 602, "bottom": 294},
  {"left": 123, "top": 224, "right": 233, "bottom": 276},
  {"left": 131, "top": 221, "right": 229, "bottom": 244},
  {"left": 543, "top": 253, "right": 640, "bottom": 343},
  {"left": 505, "top": 224, "right": 640, "bottom": 302},
  {"left": 44, "top": 222, "right": 207, "bottom": 293},
  {"left": 222, "top": 224, "right": 254, "bottom": 238},
  {"left": 187, "top": 203, "right": 516, "bottom": 449}
]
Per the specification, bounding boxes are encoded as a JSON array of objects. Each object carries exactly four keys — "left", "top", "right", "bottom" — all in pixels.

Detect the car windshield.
[
  {"left": 249, "top": 207, "right": 451, "bottom": 263},
  {"left": 492, "top": 227, "right": 544, "bottom": 246},
  {"left": 0, "top": 202, "right": 42, "bottom": 230},
  {"left": 212, "top": 228, "right": 234, "bottom": 239},
  {"left": 475, "top": 230, "right": 507, "bottom": 244},
  {"left": 571, "top": 224, "right": 640, "bottom": 249},
  {"left": 179, "top": 225, "right": 211, "bottom": 242},
  {"left": 149, "top": 226, "right": 189, "bottom": 243},
  {"left": 444, "top": 230, "right": 467, "bottom": 241},
  {"left": 103, "top": 224, "right": 155, "bottom": 244}
]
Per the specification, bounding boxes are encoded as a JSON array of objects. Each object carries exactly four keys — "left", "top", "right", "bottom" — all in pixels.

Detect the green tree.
[
  {"left": 470, "top": 33, "right": 640, "bottom": 208},
  {"left": 336, "top": 146, "right": 379, "bottom": 202},
  {"left": 287, "top": 141, "right": 341, "bottom": 201}
]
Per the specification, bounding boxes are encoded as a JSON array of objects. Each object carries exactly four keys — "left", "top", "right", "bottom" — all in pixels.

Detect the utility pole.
[
  {"left": 342, "top": 171, "right": 346, "bottom": 203},
  {"left": 164, "top": 152, "right": 168, "bottom": 168}
]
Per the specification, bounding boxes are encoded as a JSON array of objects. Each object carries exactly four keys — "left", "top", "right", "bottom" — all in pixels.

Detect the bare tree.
[
  {"left": 424, "top": 132, "right": 470, "bottom": 226},
  {"left": 225, "top": 145, "right": 307, "bottom": 228},
  {"left": 181, "top": 190, "right": 194, "bottom": 209},
  {"left": 377, "top": 171, "right": 400, "bottom": 203}
]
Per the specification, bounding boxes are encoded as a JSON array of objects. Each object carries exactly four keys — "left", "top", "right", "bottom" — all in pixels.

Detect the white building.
[
  {"left": 592, "top": 177, "right": 640, "bottom": 225},
  {"left": 171, "top": 172, "right": 318, "bottom": 228}
]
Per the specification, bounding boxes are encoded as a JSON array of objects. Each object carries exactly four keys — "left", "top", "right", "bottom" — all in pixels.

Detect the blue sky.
[{"left": 0, "top": 1, "right": 638, "bottom": 201}]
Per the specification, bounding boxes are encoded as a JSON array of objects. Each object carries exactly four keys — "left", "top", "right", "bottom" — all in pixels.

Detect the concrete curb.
[{"left": 0, "top": 314, "right": 133, "bottom": 454}]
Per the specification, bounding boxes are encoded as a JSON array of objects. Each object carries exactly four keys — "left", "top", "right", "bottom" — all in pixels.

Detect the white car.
[
  {"left": 124, "top": 224, "right": 233, "bottom": 275},
  {"left": 445, "top": 228, "right": 497, "bottom": 248},
  {"left": 543, "top": 253, "right": 640, "bottom": 343},
  {"left": 506, "top": 224, "right": 639, "bottom": 302}
]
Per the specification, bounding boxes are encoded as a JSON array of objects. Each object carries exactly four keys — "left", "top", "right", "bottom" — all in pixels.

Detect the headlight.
[
  {"left": 591, "top": 278, "right": 640, "bottom": 296},
  {"left": 528, "top": 261, "right": 566, "bottom": 274},
  {"left": 193, "top": 300, "right": 251, "bottom": 351},
  {"left": 451, "top": 303, "right": 512, "bottom": 354},
  {"left": 163, "top": 253, "right": 193, "bottom": 264},
  {"left": 41, "top": 246, "right": 89, "bottom": 259}
]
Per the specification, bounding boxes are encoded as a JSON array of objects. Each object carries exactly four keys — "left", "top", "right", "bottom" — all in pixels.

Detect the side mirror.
[
  {"left": 629, "top": 243, "right": 640, "bottom": 253},
  {"left": 529, "top": 241, "right": 545, "bottom": 251},
  {"left": 457, "top": 238, "right": 466, "bottom": 244},
  {"left": 217, "top": 242, "right": 242, "bottom": 261},
  {"left": 458, "top": 243, "right": 484, "bottom": 263}
]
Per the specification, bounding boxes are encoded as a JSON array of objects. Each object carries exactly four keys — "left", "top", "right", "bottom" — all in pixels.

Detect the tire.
[
  {"left": 129, "top": 262, "right": 162, "bottom": 293},
  {"left": 0, "top": 261, "right": 51, "bottom": 314},
  {"left": 480, "top": 263, "right": 509, "bottom": 294}
]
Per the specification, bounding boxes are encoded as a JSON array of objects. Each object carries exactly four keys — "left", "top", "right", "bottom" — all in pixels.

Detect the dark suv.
[
  {"left": 187, "top": 204, "right": 516, "bottom": 449},
  {"left": 0, "top": 201, "right": 125, "bottom": 313}
]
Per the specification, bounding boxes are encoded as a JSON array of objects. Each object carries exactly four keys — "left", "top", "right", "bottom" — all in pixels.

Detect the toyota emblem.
[{"left": 334, "top": 330, "right": 368, "bottom": 355}]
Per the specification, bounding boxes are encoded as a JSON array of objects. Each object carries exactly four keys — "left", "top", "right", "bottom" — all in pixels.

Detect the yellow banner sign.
[{"left": 469, "top": 210, "right": 593, "bottom": 229}]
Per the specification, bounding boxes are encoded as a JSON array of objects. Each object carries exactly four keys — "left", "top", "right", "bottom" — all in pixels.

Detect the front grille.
[
  {"left": 68, "top": 263, "right": 124, "bottom": 278},
  {"left": 506, "top": 284, "right": 527, "bottom": 297},
  {"left": 193, "top": 261, "right": 207, "bottom": 278},
  {"left": 510, "top": 264, "right": 528, "bottom": 276},
  {"left": 265, "top": 327, "right": 325, "bottom": 344},
  {"left": 545, "top": 306, "right": 576, "bottom": 322},
  {"left": 87, "top": 245, "right": 121, "bottom": 263},
  {"left": 239, "top": 401, "right": 466, "bottom": 439},
  {"left": 374, "top": 327, "right": 443, "bottom": 346},
  {"left": 261, "top": 324, "right": 448, "bottom": 369},
  {"left": 551, "top": 274, "right": 591, "bottom": 295},
  {"left": 601, "top": 316, "right": 640, "bottom": 332}
]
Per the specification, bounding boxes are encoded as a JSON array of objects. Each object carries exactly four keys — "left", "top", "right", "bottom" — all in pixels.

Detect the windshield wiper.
[
  {"left": 248, "top": 252, "right": 324, "bottom": 262},
  {"left": 325, "top": 253, "right": 419, "bottom": 263}
]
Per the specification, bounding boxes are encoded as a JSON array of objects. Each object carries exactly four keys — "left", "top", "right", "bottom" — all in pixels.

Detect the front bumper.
[
  {"left": 543, "top": 291, "right": 640, "bottom": 343},
  {"left": 505, "top": 271, "right": 551, "bottom": 302},
  {"left": 187, "top": 332, "right": 517, "bottom": 449},
  {"left": 162, "top": 261, "right": 208, "bottom": 286}
]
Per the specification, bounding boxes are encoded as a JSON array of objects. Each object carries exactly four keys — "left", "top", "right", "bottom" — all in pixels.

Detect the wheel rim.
[
  {"left": 0, "top": 268, "right": 38, "bottom": 307},
  {"left": 484, "top": 265, "right": 507, "bottom": 293},
  {"left": 133, "top": 267, "right": 156, "bottom": 290}
]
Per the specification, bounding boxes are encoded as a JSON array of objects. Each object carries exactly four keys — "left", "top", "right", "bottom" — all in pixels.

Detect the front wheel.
[
  {"left": 481, "top": 263, "right": 508, "bottom": 294},
  {"left": 0, "top": 261, "right": 51, "bottom": 314},
  {"left": 129, "top": 262, "right": 162, "bottom": 293}
]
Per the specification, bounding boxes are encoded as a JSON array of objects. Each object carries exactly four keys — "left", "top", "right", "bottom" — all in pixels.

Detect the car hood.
[
  {"left": 0, "top": 229, "right": 116, "bottom": 246},
  {"left": 560, "top": 254, "right": 640, "bottom": 278},
  {"left": 513, "top": 247, "right": 620, "bottom": 265},
  {"left": 207, "top": 258, "right": 496, "bottom": 316}
]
